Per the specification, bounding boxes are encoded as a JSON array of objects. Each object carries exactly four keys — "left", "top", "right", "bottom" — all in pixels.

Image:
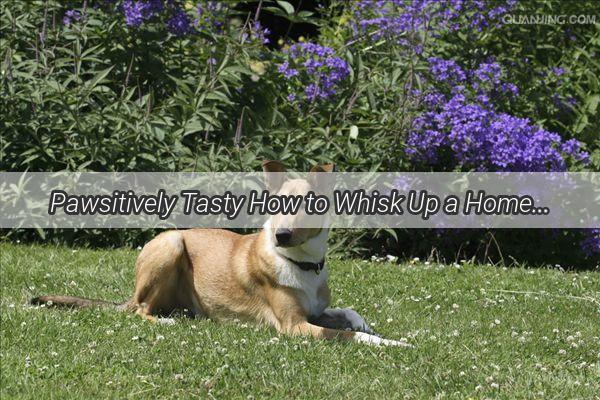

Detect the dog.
[{"left": 32, "top": 161, "right": 407, "bottom": 347}]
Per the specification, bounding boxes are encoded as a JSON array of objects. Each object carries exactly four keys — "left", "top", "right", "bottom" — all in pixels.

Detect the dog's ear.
[
  {"left": 309, "top": 163, "right": 336, "bottom": 173},
  {"left": 262, "top": 160, "right": 287, "bottom": 193},
  {"left": 308, "top": 163, "right": 336, "bottom": 189}
]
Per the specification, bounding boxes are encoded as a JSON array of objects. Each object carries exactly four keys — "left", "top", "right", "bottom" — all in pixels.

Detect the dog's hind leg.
[{"left": 132, "top": 231, "right": 202, "bottom": 321}]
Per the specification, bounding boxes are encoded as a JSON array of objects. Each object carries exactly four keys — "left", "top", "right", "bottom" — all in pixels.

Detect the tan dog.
[{"left": 32, "top": 161, "right": 407, "bottom": 347}]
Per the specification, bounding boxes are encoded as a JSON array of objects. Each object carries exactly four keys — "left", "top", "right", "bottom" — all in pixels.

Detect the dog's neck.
[{"left": 263, "top": 220, "right": 328, "bottom": 264}]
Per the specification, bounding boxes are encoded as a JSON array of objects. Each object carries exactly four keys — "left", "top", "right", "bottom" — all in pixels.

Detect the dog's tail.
[{"left": 30, "top": 295, "right": 131, "bottom": 310}]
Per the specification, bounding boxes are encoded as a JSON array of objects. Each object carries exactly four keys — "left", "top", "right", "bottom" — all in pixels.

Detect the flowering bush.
[
  {"left": 2, "top": 0, "right": 598, "bottom": 263},
  {"left": 65, "top": 1, "right": 229, "bottom": 37},
  {"left": 351, "top": 0, "right": 517, "bottom": 45},
  {"left": 107, "top": 1, "right": 272, "bottom": 41},
  {"left": 406, "top": 58, "right": 589, "bottom": 172}
]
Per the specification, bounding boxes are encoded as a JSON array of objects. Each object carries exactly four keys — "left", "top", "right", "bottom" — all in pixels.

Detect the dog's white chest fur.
[{"left": 275, "top": 261, "right": 329, "bottom": 317}]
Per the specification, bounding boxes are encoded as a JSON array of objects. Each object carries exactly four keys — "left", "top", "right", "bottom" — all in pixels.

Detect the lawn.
[{"left": 1, "top": 243, "right": 598, "bottom": 399}]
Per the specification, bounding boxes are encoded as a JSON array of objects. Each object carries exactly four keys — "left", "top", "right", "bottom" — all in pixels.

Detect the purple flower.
[
  {"left": 500, "top": 82, "right": 519, "bottom": 96},
  {"left": 195, "top": 1, "right": 227, "bottom": 32},
  {"left": 277, "top": 42, "right": 350, "bottom": 104},
  {"left": 63, "top": 10, "right": 82, "bottom": 26},
  {"left": 167, "top": 9, "right": 191, "bottom": 36},
  {"left": 474, "top": 62, "right": 502, "bottom": 84},
  {"left": 561, "top": 139, "right": 589, "bottom": 163},
  {"left": 423, "top": 92, "right": 445, "bottom": 106},
  {"left": 278, "top": 61, "right": 299, "bottom": 79},
  {"left": 122, "top": 0, "right": 163, "bottom": 27},
  {"left": 428, "top": 57, "right": 466, "bottom": 83},
  {"left": 250, "top": 21, "right": 271, "bottom": 45}
]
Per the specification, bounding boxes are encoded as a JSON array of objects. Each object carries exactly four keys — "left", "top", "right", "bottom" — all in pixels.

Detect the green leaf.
[
  {"left": 82, "top": 66, "right": 114, "bottom": 95},
  {"left": 585, "top": 94, "right": 599, "bottom": 114},
  {"left": 276, "top": 1, "right": 295, "bottom": 15}
]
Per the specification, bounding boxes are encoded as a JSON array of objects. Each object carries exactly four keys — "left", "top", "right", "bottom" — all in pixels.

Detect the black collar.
[{"left": 283, "top": 256, "right": 325, "bottom": 274}]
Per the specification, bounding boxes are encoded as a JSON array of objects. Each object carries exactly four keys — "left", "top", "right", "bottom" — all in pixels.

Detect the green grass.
[{"left": 1, "top": 243, "right": 599, "bottom": 399}]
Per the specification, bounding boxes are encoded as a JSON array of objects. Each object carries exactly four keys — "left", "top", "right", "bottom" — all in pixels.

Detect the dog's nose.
[{"left": 275, "top": 228, "right": 292, "bottom": 246}]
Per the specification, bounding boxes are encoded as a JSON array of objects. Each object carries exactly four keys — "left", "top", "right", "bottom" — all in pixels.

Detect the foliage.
[{"left": 1, "top": 0, "right": 598, "bottom": 264}]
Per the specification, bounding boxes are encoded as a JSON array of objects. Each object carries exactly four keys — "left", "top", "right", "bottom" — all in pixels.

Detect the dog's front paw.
[
  {"left": 341, "top": 309, "right": 376, "bottom": 335},
  {"left": 354, "top": 323, "right": 376, "bottom": 335}
]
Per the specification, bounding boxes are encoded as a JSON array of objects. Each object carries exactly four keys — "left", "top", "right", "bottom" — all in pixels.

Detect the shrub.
[
  {"left": 406, "top": 58, "right": 589, "bottom": 172},
  {"left": 1, "top": 0, "right": 598, "bottom": 265}
]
